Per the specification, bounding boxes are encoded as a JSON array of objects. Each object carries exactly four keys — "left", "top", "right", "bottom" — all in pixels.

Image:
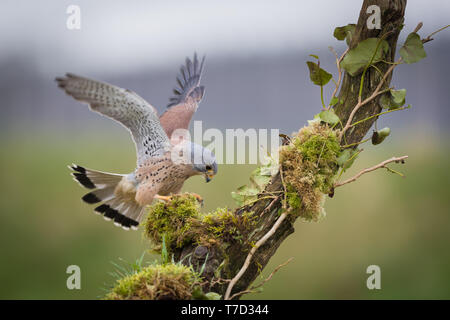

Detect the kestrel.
[{"left": 56, "top": 54, "right": 218, "bottom": 230}]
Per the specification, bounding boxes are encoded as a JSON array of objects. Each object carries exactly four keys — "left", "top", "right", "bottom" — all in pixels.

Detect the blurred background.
[{"left": 0, "top": 0, "right": 449, "bottom": 299}]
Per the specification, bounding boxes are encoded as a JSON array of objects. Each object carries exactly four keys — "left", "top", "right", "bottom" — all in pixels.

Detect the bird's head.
[{"left": 189, "top": 142, "right": 218, "bottom": 182}]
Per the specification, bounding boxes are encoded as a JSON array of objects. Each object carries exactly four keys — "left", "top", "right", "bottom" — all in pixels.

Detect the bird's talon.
[
  {"left": 155, "top": 195, "right": 173, "bottom": 202},
  {"left": 191, "top": 193, "right": 204, "bottom": 207}
]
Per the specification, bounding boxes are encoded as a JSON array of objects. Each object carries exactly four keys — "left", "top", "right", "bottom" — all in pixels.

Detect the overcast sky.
[{"left": 0, "top": 0, "right": 448, "bottom": 76}]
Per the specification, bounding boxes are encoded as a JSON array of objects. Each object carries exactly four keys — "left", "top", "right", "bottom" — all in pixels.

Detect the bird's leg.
[
  {"left": 154, "top": 194, "right": 173, "bottom": 202},
  {"left": 190, "top": 193, "right": 204, "bottom": 207},
  {"left": 154, "top": 193, "right": 204, "bottom": 206}
]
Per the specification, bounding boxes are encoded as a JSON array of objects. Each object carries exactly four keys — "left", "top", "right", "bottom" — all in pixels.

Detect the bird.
[{"left": 56, "top": 54, "right": 218, "bottom": 230}]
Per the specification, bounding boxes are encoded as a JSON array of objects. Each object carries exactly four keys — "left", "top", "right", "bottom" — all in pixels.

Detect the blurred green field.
[{"left": 0, "top": 130, "right": 449, "bottom": 299}]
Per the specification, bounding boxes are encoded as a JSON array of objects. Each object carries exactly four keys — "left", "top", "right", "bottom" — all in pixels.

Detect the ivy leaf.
[
  {"left": 231, "top": 185, "right": 259, "bottom": 206},
  {"left": 237, "top": 185, "right": 259, "bottom": 196},
  {"left": 391, "top": 89, "right": 406, "bottom": 107},
  {"left": 191, "top": 288, "right": 221, "bottom": 300},
  {"left": 230, "top": 192, "right": 243, "bottom": 206},
  {"left": 259, "top": 165, "right": 276, "bottom": 176},
  {"left": 329, "top": 96, "right": 339, "bottom": 106},
  {"left": 250, "top": 167, "right": 272, "bottom": 190},
  {"left": 341, "top": 38, "right": 389, "bottom": 76},
  {"left": 379, "top": 95, "right": 390, "bottom": 109},
  {"left": 306, "top": 61, "right": 332, "bottom": 86},
  {"left": 205, "top": 292, "right": 221, "bottom": 300},
  {"left": 258, "top": 155, "right": 279, "bottom": 176},
  {"left": 231, "top": 157, "right": 278, "bottom": 206},
  {"left": 399, "top": 32, "right": 427, "bottom": 64},
  {"left": 380, "top": 89, "right": 406, "bottom": 109},
  {"left": 371, "top": 127, "right": 391, "bottom": 145},
  {"left": 191, "top": 287, "right": 206, "bottom": 300},
  {"left": 317, "top": 109, "right": 340, "bottom": 125},
  {"left": 337, "top": 148, "right": 359, "bottom": 171},
  {"left": 307, "top": 116, "right": 321, "bottom": 126},
  {"left": 333, "top": 24, "right": 356, "bottom": 46}
]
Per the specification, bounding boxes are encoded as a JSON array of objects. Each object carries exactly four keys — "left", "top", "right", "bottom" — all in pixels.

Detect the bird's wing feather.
[
  {"left": 56, "top": 74, "right": 170, "bottom": 165},
  {"left": 159, "top": 53, "right": 206, "bottom": 140}
]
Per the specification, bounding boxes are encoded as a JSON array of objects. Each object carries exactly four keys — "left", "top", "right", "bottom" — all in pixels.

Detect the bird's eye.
[{"left": 206, "top": 165, "right": 212, "bottom": 170}]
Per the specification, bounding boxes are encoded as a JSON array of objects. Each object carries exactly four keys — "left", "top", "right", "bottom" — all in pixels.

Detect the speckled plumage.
[
  {"left": 134, "top": 152, "right": 197, "bottom": 205},
  {"left": 57, "top": 54, "right": 215, "bottom": 230}
]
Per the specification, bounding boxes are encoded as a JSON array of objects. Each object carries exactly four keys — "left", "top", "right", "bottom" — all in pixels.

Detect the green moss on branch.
[
  {"left": 144, "top": 194, "right": 199, "bottom": 251},
  {"left": 280, "top": 122, "right": 340, "bottom": 220},
  {"left": 144, "top": 194, "right": 256, "bottom": 254},
  {"left": 104, "top": 263, "right": 197, "bottom": 300}
]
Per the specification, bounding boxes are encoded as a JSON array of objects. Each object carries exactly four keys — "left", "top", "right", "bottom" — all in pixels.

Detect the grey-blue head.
[{"left": 189, "top": 142, "right": 218, "bottom": 182}]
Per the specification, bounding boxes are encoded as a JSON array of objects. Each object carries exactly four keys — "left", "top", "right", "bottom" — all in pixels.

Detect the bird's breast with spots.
[{"left": 135, "top": 156, "right": 194, "bottom": 195}]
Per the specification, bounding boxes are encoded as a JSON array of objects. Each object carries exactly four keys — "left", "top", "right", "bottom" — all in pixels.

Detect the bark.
[
  {"left": 174, "top": 0, "right": 407, "bottom": 299},
  {"left": 335, "top": 0, "right": 406, "bottom": 145}
]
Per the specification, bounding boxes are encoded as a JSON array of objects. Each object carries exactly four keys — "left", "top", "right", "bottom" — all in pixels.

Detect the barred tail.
[{"left": 69, "top": 164, "right": 143, "bottom": 230}]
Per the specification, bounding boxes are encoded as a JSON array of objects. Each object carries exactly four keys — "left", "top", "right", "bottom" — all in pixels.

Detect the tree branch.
[
  {"left": 338, "top": 52, "right": 402, "bottom": 141},
  {"left": 335, "top": 0, "right": 406, "bottom": 145},
  {"left": 224, "top": 211, "right": 289, "bottom": 300},
  {"left": 228, "top": 257, "right": 294, "bottom": 300},
  {"left": 422, "top": 24, "right": 449, "bottom": 43},
  {"left": 171, "top": 0, "right": 407, "bottom": 300},
  {"left": 334, "top": 155, "right": 408, "bottom": 188},
  {"left": 328, "top": 47, "right": 349, "bottom": 110}
]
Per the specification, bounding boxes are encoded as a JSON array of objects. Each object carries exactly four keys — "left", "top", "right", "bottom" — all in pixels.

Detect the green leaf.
[
  {"left": 230, "top": 192, "right": 244, "bottom": 207},
  {"left": 337, "top": 148, "right": 359, "bottom": 171},
  {"left": 379, "top": 94, "right": 390, "bottom": 109},
  {"left": 191, "top": 287, "right": 205, "bottom": 300},
  {"left": 378, "top": 127, "right": 391, "bottom": 137},
  {"left": 258, "top": 155, "right": 279, "bottom": 176},
  {"left": 341, "top": 38, "right": 389, "bottom": 76},
  {"left": 309, "top": 54, "right": 319, "bottom": 59},
  {"left": 231, "top": 157, "right": 279, "bottom": 206},
  {"left": 329, "top": 96, "right": 339, "bottom": 106},
  {"left": 192, "top": 287, "right": 221, "bottom": 300},
  {"left": 231, "top": 185, "right": 259, "bottom": 206},
  {"left": 317, "top": 109, "right": 340, "bottom": 125},
  {"left": 333, "top": 24, "right": 356, "bottom": 46},
  {"left": 306, "top": 61, "right": 332, "bottom": 86},
  {"left": 250, "top": 167, "right": 272, "bottom": 190},
  {"left": 391, "top": 89, "right": 406, "bottom": 107},
  {"left": 205, "top": 292, "right": 221, "bottom": 300},
  {"left": 259, "top": 165, "right": 276, "bottom": 176},
  {"left": 307, "top": 116, "right": 321, "bottom": 126},
  {"left": 237, "top": 185, "right": 259, "bottom": 196},
  {"left": 371, "top": 127, "right": 391, "bottom": 145},
  {"left": 230, "top": 193, "right": 257, "bottom": 207},
  {"left": 380, "top": 89, "right": 406, "bottom": 110},
  {"left": 399, "top": 32, "right": 427, "bottom": 64}
]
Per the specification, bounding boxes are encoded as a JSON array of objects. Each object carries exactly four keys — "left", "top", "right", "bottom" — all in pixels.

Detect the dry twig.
[
  {"left": 334, "top": 155, "right": 408, "bottom": 188},
  {"left": 328, "top": 47, "right": 349, "bottom": 110},
  {"left": 224, "top": 211, "right": 289, "bottom": 300},
  {"left": 229, "top": 257, "right": 294, "bottom": 300},
  {"left": 339, "top": 60, "right": 399, "bottom": 141},
  {"left": 422, "top": 24, "right": 449, "bottom": 43}
]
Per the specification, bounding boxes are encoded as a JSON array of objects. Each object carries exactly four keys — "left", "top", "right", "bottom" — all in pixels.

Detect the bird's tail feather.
[{"left": 69, "top": 164, "right": 143, "bottom": 230}]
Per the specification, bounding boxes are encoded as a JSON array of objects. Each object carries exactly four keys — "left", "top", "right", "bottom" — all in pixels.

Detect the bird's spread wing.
[
  {"left": 56, "top": 73, "right": 170, "bottom": 165},
  {"left": 159, "top": 53, "right": 206, "bottom": 140}
]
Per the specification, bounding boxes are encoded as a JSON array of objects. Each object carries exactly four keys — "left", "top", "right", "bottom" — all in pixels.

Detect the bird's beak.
[{"left": 205, "top": 171, "right": 214, "bottom": 183}]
